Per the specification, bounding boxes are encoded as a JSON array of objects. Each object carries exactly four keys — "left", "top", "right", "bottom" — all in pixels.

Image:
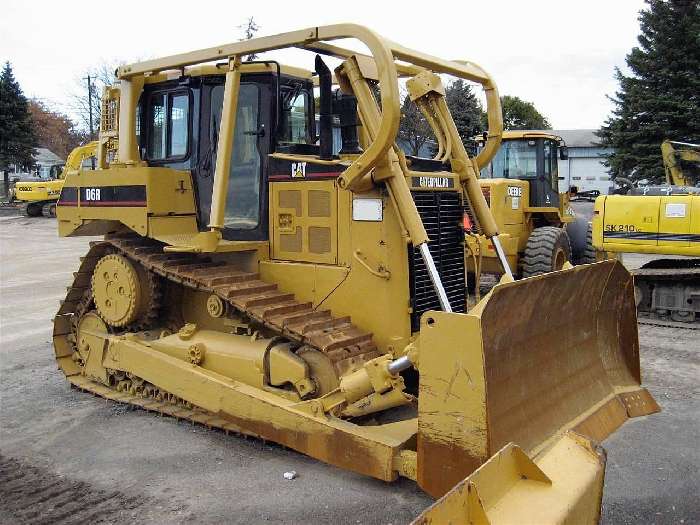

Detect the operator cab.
[
  {"left": 477, "top": 132, "right": 567, "bottom": 208},
  {"left": 136, "top": 65, "right": 316, "bottom": 242}
]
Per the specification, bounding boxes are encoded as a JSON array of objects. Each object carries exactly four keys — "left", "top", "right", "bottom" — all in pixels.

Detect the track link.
[
  {"left": 637, "top": 316, "right": 699, "bottom": 330},
  {"left": 106, "top": 235, "right": 379, "bottom": 368},
  {"left": 633, "top": 260, "right": 699, "bottom": 327}
]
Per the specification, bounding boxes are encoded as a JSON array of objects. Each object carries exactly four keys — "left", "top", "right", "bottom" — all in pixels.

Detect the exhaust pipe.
[
  {"left": 334, "top": 91, "right": 361, "bottom": 154},
  {"left": 315, "top": 55, "right": 333, "bottom": 160}
]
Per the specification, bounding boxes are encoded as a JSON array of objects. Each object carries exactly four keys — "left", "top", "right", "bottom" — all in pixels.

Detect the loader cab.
[
  {"left": 477, "top": 132, "right": 566, "bottom": 209},
  {"left": 137, "top": 69, "right": 316, "bottom": 241}
]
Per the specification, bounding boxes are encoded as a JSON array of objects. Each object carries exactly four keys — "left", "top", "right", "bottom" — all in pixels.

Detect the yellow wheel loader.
[
  {"left": 53, "top": 25, "right": 658, "bottom": 522},
  {"left": 12, "top": 142, "right": 97, "bottom": 217},
  {"left": 593, "top": 140, "right": 699, "bottom": 325},
  {"left": 467, "top": 131, "right": 596, "bottom": 283}
]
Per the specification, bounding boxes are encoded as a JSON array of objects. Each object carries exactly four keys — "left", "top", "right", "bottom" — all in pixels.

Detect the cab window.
[
  {"left": 544, "top": 140, "right": 559, "bottom": 191},
  {"left": 170, "top": 95, "right": 189, "bottom": 156},
  {"left": 147, "top": 91, "right": 190, "bottom": 160},
  {"left": 278, "top": 86, "right": 311, "bottom": 145}
]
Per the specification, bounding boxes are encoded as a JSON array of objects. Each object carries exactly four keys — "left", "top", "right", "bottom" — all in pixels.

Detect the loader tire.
[
  {"left": 521, "top": 226, "right": 572, "bottom": 278},
  {"left": 579, "top": 224, "right": 597, "bottom": 264},
  {"left": 566, "top": 215, "right": 596, "bottom": 265}
]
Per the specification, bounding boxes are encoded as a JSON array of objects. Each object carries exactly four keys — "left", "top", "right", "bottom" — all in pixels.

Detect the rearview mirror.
[{"left": 559, "top": 146, "right": 569, "bottom": 160}]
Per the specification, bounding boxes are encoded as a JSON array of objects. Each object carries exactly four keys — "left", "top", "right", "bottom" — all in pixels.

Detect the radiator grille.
[{"left": 409, "top": 191, "right": 466, "bottom": 332}]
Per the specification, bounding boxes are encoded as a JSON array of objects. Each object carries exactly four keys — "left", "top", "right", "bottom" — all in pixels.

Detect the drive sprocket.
[{"left": 91, "top": 254, "right": 160, "bottom": 328}]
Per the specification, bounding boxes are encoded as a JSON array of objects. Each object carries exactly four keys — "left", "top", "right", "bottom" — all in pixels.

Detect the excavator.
[
  {"left": 12, "top": 142, "right": 97, "bottom": 217},
  {"left": 593, "top": 140, "right": 699, "bottom": 324},
  {"left": 467, "top": 131, "right": 596, "bottom": 284},
  {"left": 53, "top": 25, "right": 658, "bottom": 522},
  {"left": 662, "top": 140, "right": 700, "bottom": 187}
]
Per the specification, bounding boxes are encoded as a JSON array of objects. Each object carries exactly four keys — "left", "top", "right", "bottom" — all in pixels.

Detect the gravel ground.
[{"left": 1, "top": 215, "right": 698, "bottom": 524}]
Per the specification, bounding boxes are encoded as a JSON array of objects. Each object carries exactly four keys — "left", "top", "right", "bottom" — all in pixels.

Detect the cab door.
[
  {"left": 196, "top": 78, "right": 272, "bottom": 241},
  {"left": 530, "top": 139, "right": 560, "bottom": 208}
]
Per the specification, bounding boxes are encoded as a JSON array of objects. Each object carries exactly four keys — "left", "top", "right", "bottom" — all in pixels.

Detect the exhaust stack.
[{"left": 315, "top": 55, "right": 333, "bottom": 160}]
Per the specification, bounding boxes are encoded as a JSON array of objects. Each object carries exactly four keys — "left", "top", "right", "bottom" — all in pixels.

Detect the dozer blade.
[
  {"left": 412, "top": 432, "right": 605, "bottom": 525},
  {"left": 417, "top": 260, "right": 659, "bottom": 497}
]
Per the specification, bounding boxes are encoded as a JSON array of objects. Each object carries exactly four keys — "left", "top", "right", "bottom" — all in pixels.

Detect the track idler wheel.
[
  {"left": 91, "top": 254, "right": 157, "bottom": 328},
  {"left": 75, "top": 312, "right": 108, "bottom": 366}
]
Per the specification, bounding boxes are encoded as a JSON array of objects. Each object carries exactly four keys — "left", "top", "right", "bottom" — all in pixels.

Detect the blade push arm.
[{"left": 407, "top": 71, "right": 513, "bottom": 279}]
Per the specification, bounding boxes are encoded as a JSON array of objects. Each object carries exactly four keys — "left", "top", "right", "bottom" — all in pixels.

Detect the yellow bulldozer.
[
  {"left": 12, "top": 142, "right": 97, "bottom": 217},
  {"left": 53, "top": 25, "right": 658, "bottom": 522},
  {"left": 467, "top": 131, "right": 596, "bottom": 283},
  {"left": 593, "top": 140, "right": 699, "bottom": 324}
]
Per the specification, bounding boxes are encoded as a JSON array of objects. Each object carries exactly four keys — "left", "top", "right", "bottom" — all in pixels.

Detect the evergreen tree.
[
  {"left": 444, "top": 80, "right": 484, "bottom": 152},
  {"left": 500, "top": 95, "right": 551, "bottom": 130},
  {"left": 597, "top": 0, "right": 700, "bottom": 182},
  {"left": 0, "top": 61, "right": 37, "bottom": 171}
]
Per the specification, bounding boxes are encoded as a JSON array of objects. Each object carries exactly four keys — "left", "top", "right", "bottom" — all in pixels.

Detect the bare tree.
[
  {"left": 29, "top": 99, "right": 87, "bottom": 159},
  {"left": 68, "top": 19, "right": 260, "bottom": 137},
  {"left": 69, "top": 61, "right": 122, "bottom": 137},
  {"left": 238, "top": 17, "right": 261, "bottom": 61}
]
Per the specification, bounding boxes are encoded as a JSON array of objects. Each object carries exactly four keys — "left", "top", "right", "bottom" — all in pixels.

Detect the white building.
[
  {"left": 34, "top": 148, "right": 65, "bottom": 178},
  {"left": 8, "top": 148, "right": 65, "bottom": 181},
  {"left": 554, "top": 129, "right": 613, "bottom": 195}
]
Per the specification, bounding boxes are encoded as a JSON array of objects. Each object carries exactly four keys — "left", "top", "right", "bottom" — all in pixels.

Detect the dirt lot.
[{"left": 1, "top": 215, "right": 698, "bottom": 524}]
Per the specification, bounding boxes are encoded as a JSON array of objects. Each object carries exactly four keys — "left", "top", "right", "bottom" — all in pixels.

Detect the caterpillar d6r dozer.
[{"left": 53, "top": 25, "right": 658, "bottom": 522}]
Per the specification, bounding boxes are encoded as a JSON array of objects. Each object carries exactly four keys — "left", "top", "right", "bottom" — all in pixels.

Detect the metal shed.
[{"left": 553, "top": 129, "right": 613, "bottom": 194}]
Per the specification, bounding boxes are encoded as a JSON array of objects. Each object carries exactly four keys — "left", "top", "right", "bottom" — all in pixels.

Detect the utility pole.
[
  {"left": 85, "top": 75, "right": 96, "bottom": 169},
  {"left": 85, "top": 75, "right": 94, "bottom": 139}
]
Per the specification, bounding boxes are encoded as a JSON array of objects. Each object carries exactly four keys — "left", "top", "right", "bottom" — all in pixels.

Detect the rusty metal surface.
[
  {"left": 618, "top": 388, "right": 661, "bottom": 418},
  {"left": 479, "top": 261, "right": 651, "bottom": 456},
  {"left": 415, "top": 261, "right": 659, "bottom": 498},
  {"left": 412, "top": 432, "right": 606, "bottom": 525}
]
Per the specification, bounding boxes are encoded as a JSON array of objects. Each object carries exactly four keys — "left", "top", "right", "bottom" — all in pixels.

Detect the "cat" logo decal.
[{"left": 291, "top": 162, "right": 307, "bottom": 178}]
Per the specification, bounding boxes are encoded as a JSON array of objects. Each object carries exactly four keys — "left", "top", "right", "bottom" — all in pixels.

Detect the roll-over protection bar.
[
  {"left": 115, "top": 25, "right": 510, "bottom": 288},
  {"left": 116, "top": 24, "right": 503, "bottom": 180}
]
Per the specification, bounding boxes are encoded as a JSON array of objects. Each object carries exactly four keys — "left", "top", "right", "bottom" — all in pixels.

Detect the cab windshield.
[{"left": 481, "top": 140, "right": 537, "bottom": 179}]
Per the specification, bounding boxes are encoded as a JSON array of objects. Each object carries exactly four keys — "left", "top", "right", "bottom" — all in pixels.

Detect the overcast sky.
[{"left": 2, "top": 0, "right": 646, "bottom": 130}]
